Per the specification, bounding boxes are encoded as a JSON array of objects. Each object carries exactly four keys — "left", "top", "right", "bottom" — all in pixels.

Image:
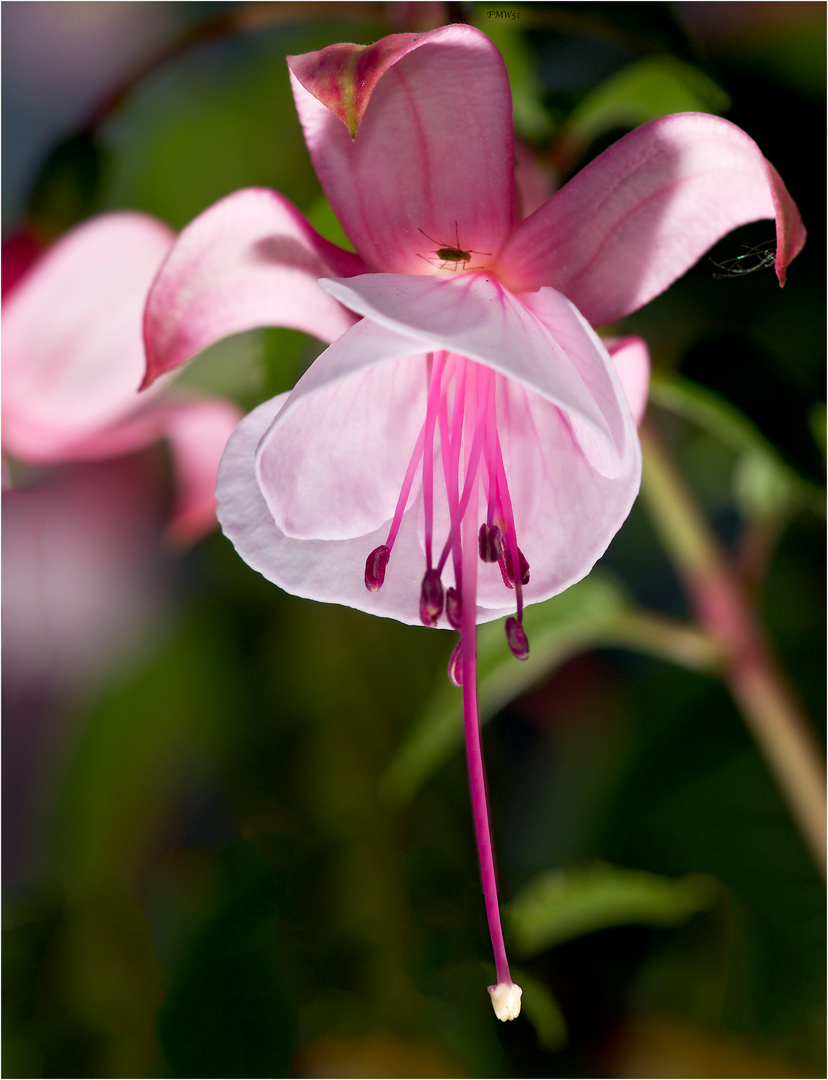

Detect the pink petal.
[
  {"left": 257, "top": 323, "right": 431, "bottom": 540},
  {"left": 318, "top": 273, "right": 620, "bottom": 471},
  {"left": 497, "top": 113, "right": 806, "bottom": 327},
  {"left": 288, "top": 25, "right": 514, "bottom": 273},
  {"left": 2, "top": 213, "right": 174, "bottom": 464},
  {"left": 3, "top": 459, "right": 168, "bottom": 692},
  {"left": 142, "top": 188, "right": 367, "bottom": 388},
  {"left": 518, "top": 289, "right": 639, "bottom": 479},
  {"left": 605, "top": 336, "right": 651, "bottom": 427},
  {"left": 475, "top": 363, "right": 640, "bottom": 613},
  {"left": 514, "top": 139, "right": 557, "bottom": 221},
  {"left": 218, "top": 393, "right": 433, "bottom": 624},
  {"left": 47, "top": 393, "right": 242, "bottom": 542},
  {"left": 161, "top": 397, "right": 244, "bottom": 544}
]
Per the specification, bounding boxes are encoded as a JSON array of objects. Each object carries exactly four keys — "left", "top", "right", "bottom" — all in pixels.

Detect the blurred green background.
[{"left": 3, "top": 3, "right": 825, "bottom": 1077}]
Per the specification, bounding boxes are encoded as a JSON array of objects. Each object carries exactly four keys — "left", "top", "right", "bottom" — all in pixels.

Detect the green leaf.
[
  {"left": 305, "top": 194, "right": 355, "bottom": 253},
  {"left": 649, "top": 371, "right": 825, "bottom": 520},
  {"left": 48, "top": 616, "right": 227, "bottom": 893},
  {"left": 171, "top": 328, "right": 268, "bottom": 407},
  {"left": 479, "top": 15, "right": 555, "bottom": 142},
  {"left": 555, "top": 57, "right": 729, "bottom": 172},
  {"left": 507, "top": 863, "right": 719, "bottom": 956}
]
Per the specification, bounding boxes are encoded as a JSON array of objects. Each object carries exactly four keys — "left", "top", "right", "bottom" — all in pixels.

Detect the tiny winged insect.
[
  {"left": 710, "top": 241, "right": 776, "bottom": 279},
  {"left": 418, "top": 222, "right": 491, "bottom": 271}
]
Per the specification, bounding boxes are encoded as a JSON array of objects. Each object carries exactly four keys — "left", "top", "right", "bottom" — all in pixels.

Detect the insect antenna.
[{"left": 710, "top": 241, "right": 776, "bottom": 279}]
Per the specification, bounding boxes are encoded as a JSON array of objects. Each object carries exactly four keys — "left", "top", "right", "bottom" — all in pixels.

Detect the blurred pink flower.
[
  {"left": 3, "top": 212, "right": 243, "bottom": 883},
  {"left": 142, "top": 25, "right": 804, "bottom": 1018},
  {"left": 2, "top": 212, "right": 241, "bottom": 543}
]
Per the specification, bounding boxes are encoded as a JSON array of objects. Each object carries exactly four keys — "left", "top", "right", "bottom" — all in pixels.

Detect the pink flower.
[
  {"left": 2, "top": 212, "right": 241, "bottom": 543},
  {"left": 142, "top": 26, "right": 804, "bottom": 1018}
]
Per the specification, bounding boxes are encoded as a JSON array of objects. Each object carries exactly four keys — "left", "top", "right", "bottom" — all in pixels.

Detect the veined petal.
[
  {"left": 256, "top": 322, "right": 430, "bottom": 540},
  {"left": 320, "top": 272, "right": 619, "bottom": 468},
  {"left": 218, "top": 395, "right": 431, "bottom": 624},
  {"left": 288, "top": 25, "right": 514, "bottom": 273},
  {"left": 498, "top": 113, "right": 806, "bottom": 327},
  {"left": 2, "top": 213, "right": 174, "bottom": 464},
  {"left": 475, "top": 369, "right": 641, "bottom": 613},
  {"left": 142, "top": 188, "right": 366, "bottom": 387},
  {"left": 220, "top": 344, "right": 641, "bottom": 626}
]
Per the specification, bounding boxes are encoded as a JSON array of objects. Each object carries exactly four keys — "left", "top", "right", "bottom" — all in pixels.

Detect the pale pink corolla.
[
  {"left": 2, "top": 213, "right": 241, "bottom": 543},
  {"left": 142, "top": 25, "right": 804, "bottom": 1018}
]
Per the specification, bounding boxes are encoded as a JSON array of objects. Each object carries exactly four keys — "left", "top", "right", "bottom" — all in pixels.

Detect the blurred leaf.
[
  {"left": 479, "top": 14, "right": 555, "bottom": 142},
  {"left": 305, "top": 193, "right": 355, "bottom": 252},
  {"left": 382, "top": 574, "right": 719, "bottom": 804},
  {"left": 103, "top": 31, "right": 315, "bottom": 227},
  {"left": 607, "top": 1013, "right": 823, "bottom": 1079},
  {"left": 156, "top": 841, "right": 296, "bottom": 1080},
  {"left": 60, "top": 881, "right": 165, "bottom": 1078},
  {"left": 649, "top": 371, "right": 825, "bottom": 519},
  {"left": 295, "top": 1031, "right": 466, "bottom": 1079},
  {"left": 555, "top": 57, "right": 729, "bottom": 172},
  {"left": 48, "top": 615, "right": 228, "bottom": 892},
  {"left": 809, "top": 402, "right": 826, "bottom": 466},
  {"left": 512, "top": 967, "right": 568, "bottom": 1051},
  {"left": 172, "top": 328, "right": 267, "bottom": 406},
  {"left": 507, "top": 863, "right": 718, "bottom": 956},
  {"left": 3, "top": 881, "right": 163, "bottom": 1079},
  {"left": 174, "top": 322, "right": 323, "bottom": 409}
]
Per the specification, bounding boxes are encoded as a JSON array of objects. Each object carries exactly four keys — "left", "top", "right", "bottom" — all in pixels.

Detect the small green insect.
[
  {"left": 417, "top": 222, "right": 491, "bottom": 271},
  {"left": 710, "top": 241, "right": 776, "bottom": 279}
]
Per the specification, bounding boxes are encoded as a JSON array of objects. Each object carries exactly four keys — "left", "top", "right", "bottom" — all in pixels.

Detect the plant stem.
[{"left": 639, "top": 421, "right": 826, "bottom": 875}]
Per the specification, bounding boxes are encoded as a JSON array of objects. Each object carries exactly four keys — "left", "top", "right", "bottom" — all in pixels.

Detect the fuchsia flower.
[
  {"left": 2, "top": 213, "right": 241, "bottom": 543},
  {"left": 142, "top": 25, "right": 804, "bottom": 1019}
]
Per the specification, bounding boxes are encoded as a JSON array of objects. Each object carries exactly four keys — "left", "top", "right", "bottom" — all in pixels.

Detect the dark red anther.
[
  {"left": 515, "top": 547, "right": 530, "bottom": 585},
  {"left": 446, "top": 586, "right": 462, "bottom": 630},
  {"left": 364, "top": 544, "right": 390, "bottom": 591},
  {"left": 448, "top": 640, "right": 463, "bottom": 686},
  {"left": 498, "top": 545, "right": 530, "bottom": 588},
  {"left": 478, "top": 522, "right": 503, "bottom": 563},
  {"left": 419, "top": 568, "right": 444, "bottom": 627},
  {"left": 505, "top": 616, "right": 529, "bottom": 660}
]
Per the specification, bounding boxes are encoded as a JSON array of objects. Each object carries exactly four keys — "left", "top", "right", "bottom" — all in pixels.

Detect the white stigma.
[{"left": 488, "top": 981, "right": 522, "bottom": 1021}]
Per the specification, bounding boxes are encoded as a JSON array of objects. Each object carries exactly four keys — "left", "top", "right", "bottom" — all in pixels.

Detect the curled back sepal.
[
  {"left": 288, "top": 35, "right": 420, "bottom": 138},
  {"left": 141, "top": 188, "right": 366, "bottom": 389},
  {"left": 498, "top": 112, "right": 807, "bottom": 326}
]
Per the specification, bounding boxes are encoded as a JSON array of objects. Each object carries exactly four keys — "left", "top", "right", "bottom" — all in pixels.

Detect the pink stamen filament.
[
  {"left": 383, "top": 423, "right": 425, "bottom": 553},
  {"left": 437, "top": 355, "right": 463, "bottom": 595},
  {"left": 422, "top": 351, "right": 446, "bottom": 569},
  {"left": 436, "top": 364, "right": 491, "bottom": 579},
  {"left": 489, "top": 415, "right": 526, "bottom": 623}
]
